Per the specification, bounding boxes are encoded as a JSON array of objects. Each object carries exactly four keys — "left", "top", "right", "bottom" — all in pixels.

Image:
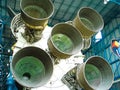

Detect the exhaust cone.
[
  {"left": 48, "top": 23, "right": 83, "bottom": 59},
  {"left": 11, "top": 47, "right": 53, "bottom": 88},
  {"left": 76, "top": 56, "right": 114, "bottom": 90},
  {"left": 66, "top": 21, "right": 91, "bottom": 50},
  {"left": 82, "top": 38, "right": 91, "bottom": 50},
  {"left": 20, "top": 0, "right": 54, "bottom": 30},
  {"left": 73, "top": 7, "right": 104, "bottom": 39}
]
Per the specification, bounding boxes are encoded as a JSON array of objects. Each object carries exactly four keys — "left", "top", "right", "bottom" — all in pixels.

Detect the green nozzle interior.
[
  {"left": 52, "top": 33, "right": 74, "bottom": 53},
  {"left": 85, "top": 64, "right": 102, "bottom": 88},
  {"left": 14, "top": 56, "right": 45, "bottom": 86},
  {"left": 24, "top": 5, "right": 47, "bottom": 18}
]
